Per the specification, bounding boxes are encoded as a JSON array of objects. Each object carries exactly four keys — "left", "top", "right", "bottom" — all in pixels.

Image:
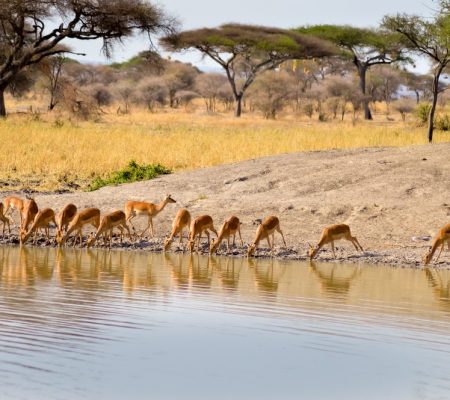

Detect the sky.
[{"left": 67, "top": 0, "right": 435, "bottom": 72}]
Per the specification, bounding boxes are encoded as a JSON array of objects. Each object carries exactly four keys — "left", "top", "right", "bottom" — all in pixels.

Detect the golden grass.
[{"left": 0, "top": 109, "right": 449, "bottom": 191}]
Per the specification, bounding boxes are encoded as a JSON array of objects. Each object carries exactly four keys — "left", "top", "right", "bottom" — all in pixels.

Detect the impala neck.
[
  {"left": 155, "top": 199, "right": 169, "bottom": 214},
  {"left": 428, "top": 237, "right": 443, "bottom": 261}
]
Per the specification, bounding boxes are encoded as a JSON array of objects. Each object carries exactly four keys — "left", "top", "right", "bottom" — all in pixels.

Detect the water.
[{"left": 0, "top": 246, "right": 449, "bottom": 400}]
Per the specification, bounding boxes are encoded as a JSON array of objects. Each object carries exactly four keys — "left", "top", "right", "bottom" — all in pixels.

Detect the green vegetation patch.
[{"left": 88, "top": 160, "right": 171, "bottom": 191}]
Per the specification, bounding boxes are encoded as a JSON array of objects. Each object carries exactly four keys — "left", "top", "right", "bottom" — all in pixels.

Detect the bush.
[
  {"left": 88, "top": 160, "right": 171, "bottom": 191},
  {"left": 394, "top": 98, "right": 415, "bottom": 122},
  {"left": 435, "top": 114, "right": 450, "bottom": 131},
  {"left": 416, "top": 102, "right": 431, "bottom": 125}
]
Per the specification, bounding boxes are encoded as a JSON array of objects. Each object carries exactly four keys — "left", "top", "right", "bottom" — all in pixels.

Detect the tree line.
[{"left": 1, "top": 0, "right": 450, "bottom": 141}]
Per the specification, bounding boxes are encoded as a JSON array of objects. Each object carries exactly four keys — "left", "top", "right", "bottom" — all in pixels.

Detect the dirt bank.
[{"left": 2, "top": 143, "right": 450, "bottom": 268}]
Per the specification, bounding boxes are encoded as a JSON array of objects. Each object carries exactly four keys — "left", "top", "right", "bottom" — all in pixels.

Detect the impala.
[
  {"left": 56, "top": 208, "right": 100, "bottom": 247},
  {"left": 125, "top": 194, "right": 176, "bottom": 237},
  {"left": 308, "top": 224, "right": 364, "bottom": 260},
  {"left": 423, "top": 222, "right": 450, "bottom": 265},
  {"left": 20, "top": 198, "right": 38, "bottom": 233},
  {"left": 0, "top": 202, "right": 11, "bottom": 236},
  {"left": 3, "top": 196, "right": 24, "bottom": 226},
  {"left": 20, "top": 208, "right": 56, "bottom": 244},
  {"left": 247, "top": 216, "right": 286, "bottom": 257},
  {"left": 188, "top": 215, "right": 218, "bottom": 253},
  {"left": 87, "top": 210, "right": 132, "bottom": 247},
  {"left": 210, "top": 216, "right": 243, "bottom": 254},
  {"left": 56, "top": 203, "right": 77, "bottom": 238},
  {"left": 164, "top": 208, "right": 191, "bottom": 251}
]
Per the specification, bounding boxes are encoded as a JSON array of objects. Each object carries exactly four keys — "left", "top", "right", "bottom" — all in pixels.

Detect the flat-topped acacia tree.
[
  {"left": 161, "top": 24, "right": 338, "bottom": 117},
  {"left": 0, "top": 0, "right": 177, "bottom": 116},
  {"left": 383, "top": 3, "right": 450, "bottom": 143},
  {"left": 295, "top": 25, "right": 409, "bottom": 120}
]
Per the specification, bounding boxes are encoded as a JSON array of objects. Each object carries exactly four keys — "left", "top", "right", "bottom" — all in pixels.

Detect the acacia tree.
[
  {"left": 161, "top": 24, "right": 337, "bottom": 117},
  {"left": 296, "top": 25, "right": 409, "bottom": 120},
  {"left": 383, "top": 3, "right": 450, "bottom": 142},
  {"left": 0, "top": 0, "right": 176, "bottom": 116}
]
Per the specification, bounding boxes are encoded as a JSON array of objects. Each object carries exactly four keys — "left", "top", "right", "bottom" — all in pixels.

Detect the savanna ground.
[
  {"left": 1, "top": 98, "right": 449, "bottom": 267},
  {"left": 1, "top": 97, "right": 449, "bottom": 192}
]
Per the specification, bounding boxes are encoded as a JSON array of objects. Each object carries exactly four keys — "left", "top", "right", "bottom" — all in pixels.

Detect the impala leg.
[
  {"left": 227, "top": 237, "right": 230, "bottom": 252},
  {"left": 149, "top": 218, "right": 155, "bottom": 238},
  {"left": 276, "top": 227, "right": 287, "bottom": 247},
  {"left": 197, "top": 232, "right": 202, "bottom": 253},
  {"left": 352, "top": 235, "right": 364, "bottom": 251},
  {"left": 206, "top": 230, "right": 211, "bottom": 246},
  {"left": 124, "top": 223, "right": 132, "bottom": 242},
  {"left": 447, "top": 240, "right": 450, "bottom": 251},
  {"left": 266, "top": 235, "right": 272, "bottom": 249},
  {"left": 331, "top": 241, "right": 337, "bottom": 258},
  {"left": 232, "top": 234, "right": 236, "bottom": 247},
  {"left": 141, "top": 217, "right": 151, "bottom": 238},
  {"left": 238, "top": 227, "right": 243, "bottom": 246},
  {"left": 435, "top": 243, "right": 445, "bottom": 263},
  {"left": 127, "top": 214, "right": 138, "bottom": 234}
]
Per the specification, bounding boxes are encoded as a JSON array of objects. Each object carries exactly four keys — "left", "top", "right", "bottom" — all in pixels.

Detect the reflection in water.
[
  {"left": 0, "top": 246, "right": 449, "bottom": 400},
  {"left": 309, "top": 261, "right": 360, "bottom": 295}
]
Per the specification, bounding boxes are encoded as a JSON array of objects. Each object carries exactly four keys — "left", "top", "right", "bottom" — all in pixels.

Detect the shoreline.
[{"left": 0, "top": 233, "right": 444, "bottom": 270}]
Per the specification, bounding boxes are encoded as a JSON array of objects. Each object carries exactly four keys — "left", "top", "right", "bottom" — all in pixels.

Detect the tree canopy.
[
  {"left": 383, "top": 2, "right": 450, "bottom": 142},
  {"left": 161, "top": 23, "right": 338, "bottom": 117},
  {"left": 295, "top": 25, "right": 410, "bottom": 119},
  {"left": 0, "top": 0, "right": 177, "bottom": 116}
]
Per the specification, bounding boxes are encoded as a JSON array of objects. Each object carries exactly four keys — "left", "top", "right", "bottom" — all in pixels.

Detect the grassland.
[{"left": 0, "top": 108, "right": 449, "bottom": 191}]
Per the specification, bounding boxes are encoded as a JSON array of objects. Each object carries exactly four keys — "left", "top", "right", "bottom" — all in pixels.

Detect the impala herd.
[{"left": 0, "top": 194, "right": 449, "bottom": 265}]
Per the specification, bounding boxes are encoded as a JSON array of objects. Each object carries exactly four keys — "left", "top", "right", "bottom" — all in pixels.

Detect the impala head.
[
  {"left": 19, "top": 230, "right": 28, "bottom": 244},
  {"left": 209, "top": 238, "right": 218, "bottom": 254},
  {"left": 247, "top": 243, "right": 256, "bottom": 257},
  {"left": 56, "top": 230, "right": 65, "bottom": 246},
  {"left": 163, "top": 237, "right": 172, "bottom": 252},
  {"left": 86, "top": 234, "right": 96, "bottom": 248},
  {"left": 165, "top": 194, "right": 176, "bottom": 204},
  {"left": 188, "top": 239, "right": 195, "bottom": 253},
  {"left": 308, "top": 244, "right": 318, "bottom": 260},
  {"left": 423, "top": 247, "right": 433, "bottom": 265}
]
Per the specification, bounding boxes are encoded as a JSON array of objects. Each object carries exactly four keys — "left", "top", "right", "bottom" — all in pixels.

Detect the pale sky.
[{"left": 67, "top": 0, "right": 434, "bottom": 71}]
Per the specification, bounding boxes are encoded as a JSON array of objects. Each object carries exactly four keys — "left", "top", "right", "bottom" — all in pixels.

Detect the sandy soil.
[{"left": 2, "top": 143, "right": 450, "bottom": 268}]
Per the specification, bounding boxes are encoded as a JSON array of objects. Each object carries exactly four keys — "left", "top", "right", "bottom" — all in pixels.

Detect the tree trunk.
[
  {"left": 427, "top": 65, "right": 446, "bottom": 143},
  {"left": 234, "top": 94, "right": 243, "bottom": 117},
  {"left": 358, "top": 65, "right": 372, "bottom": 120},
  {"left": 0, "top": 85, "right": 6, "bottom": 117},
  {"left": 428, "top": 79, "right": 440, "bottom": 143}
]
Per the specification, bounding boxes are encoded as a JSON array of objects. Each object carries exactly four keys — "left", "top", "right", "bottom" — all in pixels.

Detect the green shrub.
[
  {"left": 415, "top": 102, "right": 431, "bottom": 125},
  {"left": 435, "top": 114, "right": 450, "bottom": 131},
  {"left": 88, "top": 160, "right": 171, "bottom": 191}
]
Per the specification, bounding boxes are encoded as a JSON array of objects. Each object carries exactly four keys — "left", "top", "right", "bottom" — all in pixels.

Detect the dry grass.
[{"left": 0, "top": 108, "right": 449, "bottom": 191}]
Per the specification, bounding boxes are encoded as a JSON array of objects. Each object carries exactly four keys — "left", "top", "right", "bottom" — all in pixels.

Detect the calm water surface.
[{"left": 0, "top": 246, "right": 449, "bottom": 400}]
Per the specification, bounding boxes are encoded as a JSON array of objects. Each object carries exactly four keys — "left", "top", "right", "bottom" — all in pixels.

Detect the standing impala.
[
  {"left": 210, "top": 216, "right": 243, "bottom": 254},
  {"left": 20, "top": 208, "right": 57, "bottom": 245},
  {"left": 3, "top": 196, "right": 24, "bottom": 226},
  {"left": 0, "top": 202, "right": 11, "bottom": 236},
  {"left": 247, "top": 216, "right": 286, "bottom": 257},
  {"left": 87, "top": 210, "right": 132, "bottom": 247},
  {"left": 423, "top": 222, "right": 450, "bottom": 265},
  {"left": 56, "top": 204, "right": 77, "bottom": 238},
  {"left": 188, "top": 215, "right": 218, "bottom": 253},
  {"left": 56, "top": 208, "right": 100, "bottom": 247},
  {"left": 125, "top": 194, "right": 176, "bottom": 237},
  {"left": 20, "top": 198, "right": 38, "bottom": 233},
  {"left": 308, "top": 224, "right": 364, "bottom": 260},
  {"left": 164, "top": 208, "right": 191, "bottom": 251}
]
